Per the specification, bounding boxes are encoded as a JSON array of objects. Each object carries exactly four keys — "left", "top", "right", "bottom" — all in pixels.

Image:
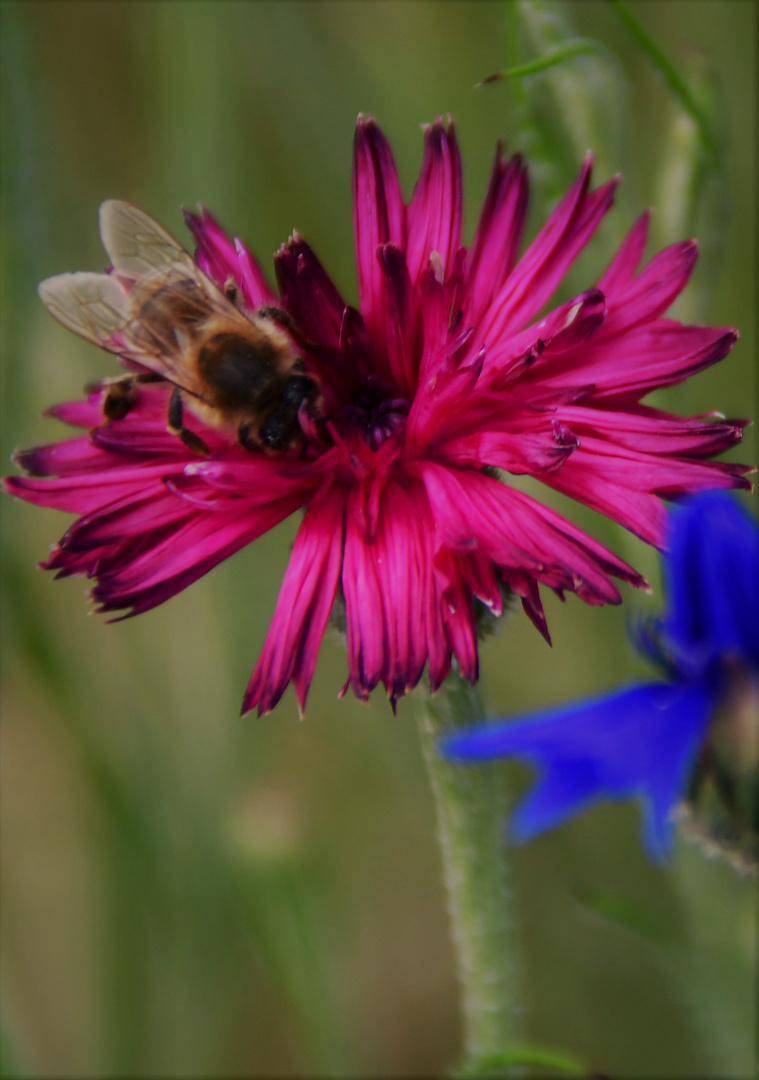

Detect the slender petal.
[
  {"left": 274, "top": 233, "right": 347, "bottom": 349},
  {"left": 244, "top": 490, "right": 346, "bottom": 716},
  {"left": 407, "top": 118, "right": 462, "bottom": 285},
  {"left": 467, "top": 144, "right": 528, "bottom": 325},
  {"left": 596, "top": 240, "right": 698, "bottom": 337},
  {"left": 479, "top": 158, "right": 617, "bottom": 342},
  {"left": 184, "top": 206, "right": 276, "bottom": 308},
  {"left": 352, "top": 115, "right": 406, "bottom": 377}
]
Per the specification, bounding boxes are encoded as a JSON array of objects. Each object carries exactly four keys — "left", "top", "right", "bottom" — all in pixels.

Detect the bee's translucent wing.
[
  {"left": 99, "top": 200, "right": 196, "bottom": 276},
  {"left": 39, "top": 204, "right": 250, "bottom": 402},
  {"left": 38, "top": 272, "right": 130, "bottom": 346}
]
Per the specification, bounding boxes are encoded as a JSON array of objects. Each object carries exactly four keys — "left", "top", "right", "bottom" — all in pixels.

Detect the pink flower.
[{"left": 5, "top": 117, "right": 751, "bottom": 715}]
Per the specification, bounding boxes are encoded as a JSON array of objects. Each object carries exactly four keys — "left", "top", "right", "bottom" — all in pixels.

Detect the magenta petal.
[
  {"left": 556, "top": 405, "right": 749, "bottom": 457},
  {"left": 370, "top": 483, "right": 429, "bottom": 700},
  {"left": 377, "top": 244, "right": 418, "bottom": 396},
  {"left": 439, "top": 420, "right": 578, "bottom": 475},
  {"left": 458, "top": 549, "right": 503, "bottom": 614},
  {"left": 275, "top": 234, "right": 347, "bottom": 348},
  {"left": 517, "top": 321, "right": 738, "bottom": 403},
  {"left": 3, "top": 461, "right": 184, "bottom": 514},
  {"left": 434, "top": 548, "right": 479, "bottom": 684},
  {"left": 93, "top": 493, "right": 304, "bottom": 616},
  {"left": 467, "top": 145, "right": 528, "bottom": 324},
  {"left": 182, "top": 454, "right": 326, "bottom": 502},
  {"left": 545, "top": 439, "right": 752, "bottom": 546},
  {"left": 406, "top": 118, "right": 462, "bottom": 286},
  {"left": 12, "top": 435, "right": 124, "bottom": 477},
  {"left": 233, "top": 238, "right": 279, "bottom": 310},
  {"left": 343, "top": 487, "right": 386, "bottom": 699},
  {"left": 421, "top": 462, "right": 642, "bottom": 604},
  {"left": 342, "top": 480, "right": 448, "bottom": 704},
  {"left": 597, "top": 211, "right": 650, "bottom": 295},
  {"left": 481, "top": 289, "right": 607, "bottom": 382},
  {"left": 415, "top": 259, "right": 450, "bottom": 383},
  {"left": 183, "top": 206, "right": 276, "bottom": 308},
  {"left": 95, "top": 513, "right": 283, "bottom": 618},
  {"left": 596, "top": 240, "right": 699, "bottom": 338},
  {"left": 352, "top": 115, "right": 406, "bottom": 362},
  {"left": 89, "top": 424, "right": 202, "bottom": 458},
  {"left": 58, "top": 477, "right": 228, "bottom": 553},
  {"left": 480, "top": 158, "right": 617, "bottom": 340},
  {"left": 244, "top": 490, "right": 346, "bottom": 716},
  {"left": 45, "top": 397, "right": 108, "bottom": 428}
]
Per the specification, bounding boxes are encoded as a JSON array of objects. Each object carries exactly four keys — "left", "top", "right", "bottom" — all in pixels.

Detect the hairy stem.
[{"left": 417, "top": 669, "right": 518, "bottom": 1072}]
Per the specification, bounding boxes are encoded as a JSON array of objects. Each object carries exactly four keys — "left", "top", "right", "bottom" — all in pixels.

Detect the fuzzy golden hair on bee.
[{"left": 38, "top": 201, "right": 322, "bottom": 454}]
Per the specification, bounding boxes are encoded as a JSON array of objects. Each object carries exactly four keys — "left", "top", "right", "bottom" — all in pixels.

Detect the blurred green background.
[{"left": 0, "top": 2, "right": 756, "bottom": 1077}]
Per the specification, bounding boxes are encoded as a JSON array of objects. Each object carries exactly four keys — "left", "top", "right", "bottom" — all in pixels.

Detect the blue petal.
[
  {"left": 665, "top": 492, "right": 759, "bottom": 671},
  {"left": 441, "top": 681, "right": 716, "bottom": 860}
]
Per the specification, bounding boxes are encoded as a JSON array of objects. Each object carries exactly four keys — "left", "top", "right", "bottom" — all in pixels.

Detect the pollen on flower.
[{"left": 3, "top": 116, "right": 752, "bottom": 716}]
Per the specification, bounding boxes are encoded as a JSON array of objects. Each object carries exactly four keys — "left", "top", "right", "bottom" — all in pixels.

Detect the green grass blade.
[
  {"left": 609, "top": 0, "right": 718, "bottom": 159},
  {"left": 478, "top": 39, "right": 606, "bottom": 84}
]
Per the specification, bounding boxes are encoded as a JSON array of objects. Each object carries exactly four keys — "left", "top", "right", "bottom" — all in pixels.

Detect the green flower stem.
[{"left": 417, "top": 668, "right": 518, "bottom": 1072}]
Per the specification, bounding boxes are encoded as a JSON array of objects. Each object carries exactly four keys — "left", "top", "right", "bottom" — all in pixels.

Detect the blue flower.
[{"left": 441, "top": 492, "right": 759, "bottom": 860}]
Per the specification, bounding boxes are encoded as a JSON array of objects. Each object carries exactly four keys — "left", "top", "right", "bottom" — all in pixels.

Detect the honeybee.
[{"left": 38, "top": 201, "right": 322, "bottom": 454}]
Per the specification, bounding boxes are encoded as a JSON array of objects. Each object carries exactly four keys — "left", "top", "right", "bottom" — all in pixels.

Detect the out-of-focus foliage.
[{"left": 1, "top": 2, "right": 756, "bottom": 1077}]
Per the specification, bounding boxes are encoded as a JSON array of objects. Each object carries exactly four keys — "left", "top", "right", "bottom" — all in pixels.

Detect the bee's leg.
[
  {"left": 135, "top": 371, "right": 168, "bottom": 384},
  {"left": 88, "top": 371, "right": 166, "bottom": 421},
  {"left": 237, "top": 422, "right": 261, "bottom": 454},
  {"left": 86, "top": 371, "right": 165, "bottom": 394},
  {"left": 167, "top": 386, "right": 209, "bottom": 456},
  {"left": 223, "top": 279, "right": 245, "bottom": 309},
  {"left": 256, "top": 305, "right": 294, "bottom": 331},
  {"left": 256, "top": 305, "right": 319, "bottom": 355}
]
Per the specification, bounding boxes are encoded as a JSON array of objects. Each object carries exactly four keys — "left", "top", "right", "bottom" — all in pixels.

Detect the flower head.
[
  {"left": 4, "top": 118, "right": 751, "bottom": 716},
  {"left": 442, "top": 492, "right": 759, "bottom": 862}
]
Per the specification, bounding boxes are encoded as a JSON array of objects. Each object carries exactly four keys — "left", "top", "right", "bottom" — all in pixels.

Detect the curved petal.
[
  {"left": 183, "top": 206, "right": 276, "bottom": 308},
  {"left": 274, "top": 233, "right": 347, "bottom": 348},
  {"left": 342, "top": 479, "right": 432, "bottom": 704},
  {"left": 45, "top": 396, "right": 110, "bottom": 429},
  {"left": 514, "top": 320, "right": 738, "bottom": 404},
  {"left": 478, "top": 157, "right": 617, "bottom": 342},
  {"left": 4, "top": 461, "right": 184, "bottom": 514},
  {"left": 352, "top": 115, "right": 406, "bottom": 371},
  {"left": 407, "top": 118, "right": 462, "bottom": 285},
  {"left": 90, "top": 494, "right": 304, "bottom": 616},
  {"left": 243, "top": 489, "right": 346, "bottom": 716},
  {"left": 466, "top": 144, "right": 528, "bottom": 325},
  {"left": 554, "top": 405, "right": 748, "bottom": 458},
  {"left": 542, "top": 439, "right": 752, "bottom": 547},
  {"left": 433, "top": 548, "right": 478, "bottom": 686},
  {"left": 596, "top": 240, "right": 698, "bottom": 338},
  {"left": 420, "top": 461, "right": 645, "bottom": 605},
  {"left": 11, "top": 434, "right": 127, "bottom": 477},
  {"left": 376, "top": 243, "right": 419, "bottom": 397},
  {"left": 596, "top": 210, "right": 650, "bottom": 295}
]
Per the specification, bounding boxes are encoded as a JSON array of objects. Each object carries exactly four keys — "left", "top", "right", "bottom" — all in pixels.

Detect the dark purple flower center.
[{"left": 343, "top": 377, "right": 411, "bottom": 451}]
